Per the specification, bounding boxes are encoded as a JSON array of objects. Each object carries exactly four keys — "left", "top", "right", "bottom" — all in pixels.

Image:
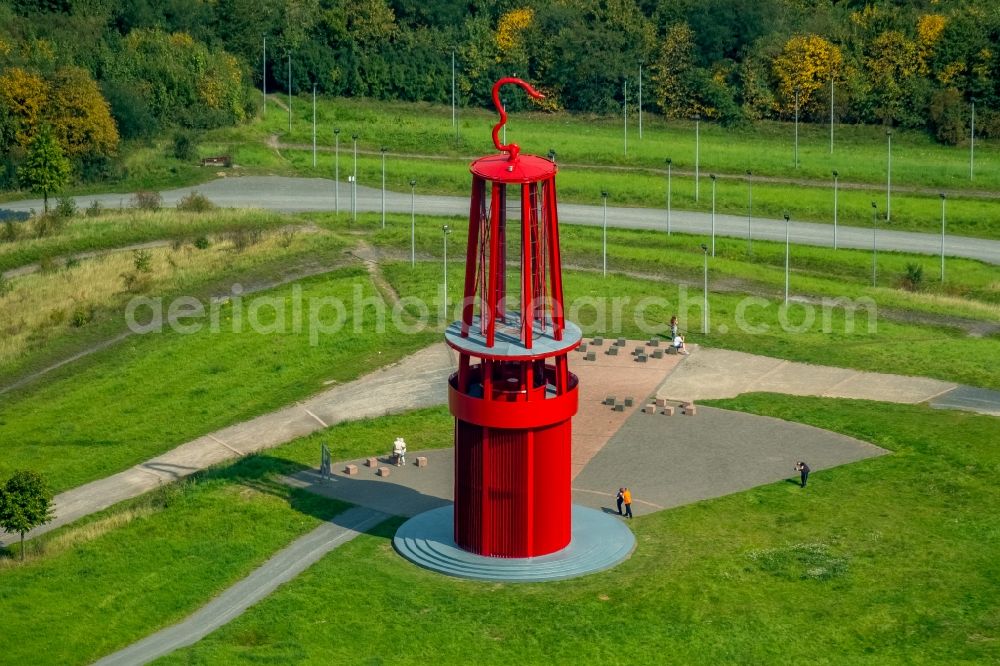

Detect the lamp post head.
[
  {"left": 746, "top": 170, "right": 751, "bottom": 176},
  {"left": 783, "top": 211, "right": 790, "bottom": 222},
  {"left": 352, "top": 133, "right": 358, "bottom": 140},
  {"left": 666, "top": 157, "right": 672, "bottom": 165},
  {"left": 547, "top": 149, "right": 556, "bottom": 161},
  {"left": 710, "top": 174, "right": 716, "bottom": 181},
  {"left": 700, "top": 243, "right": 708, "bottom": 253},
  {"left": 832, "top": 170, "right": 838, "bottom": 178},
  {"left": 940, "top": 193, "right": 946, "bottom": 199},
  {"left": 871, "top": 201, "right": 877, "bottom": 209},
  {"left": 409, "top": 179, "right": 416, "bottom": 188},
  {"left": 601, "top": 190, "right": 608, "bottom": 199},
  {"left": 442, "top": 224, "right": 451, "bottom": 234},
  {"left": 381, "top": 146, "right": 387, "bottom": 153}
]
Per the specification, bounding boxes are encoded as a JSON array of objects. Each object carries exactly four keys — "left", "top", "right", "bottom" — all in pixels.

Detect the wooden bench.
[{"left": 199, "top": 155, "right": 232, "bottom": 167}]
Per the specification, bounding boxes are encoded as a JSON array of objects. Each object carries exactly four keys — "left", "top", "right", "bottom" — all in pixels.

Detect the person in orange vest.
[{"left": 622, "top": 487, "right": 633, "bottom": 519}]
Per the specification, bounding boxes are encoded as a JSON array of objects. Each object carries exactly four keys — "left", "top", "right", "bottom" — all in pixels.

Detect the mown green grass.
[
  {"left": 374, "top": 252, "right": 1000, "bottom": 389},
  {"left": 0, "top": 268, "right": 438, "bottom": 492},
  {"left": 0, "top": 456, "right": 347, "bottom": 666},
  {"left": 255, "top": 95, "right": 999, "bottom": 191},
  {"left": 158, "top": 397, "right": 1000, "bottom": 664}
]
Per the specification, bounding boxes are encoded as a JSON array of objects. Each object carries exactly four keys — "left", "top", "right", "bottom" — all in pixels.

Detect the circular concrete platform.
[{"left": 393, "top": 505, "right": 635, "bottom": 582}]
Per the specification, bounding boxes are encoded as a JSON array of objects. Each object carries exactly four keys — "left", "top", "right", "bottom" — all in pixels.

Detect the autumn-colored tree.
[
  {"left": 496, "top": 8, "right": 534, "bottom": 53},
  {"left": 18, "top": 125, "right": 71, "bottom": 212},
  {"left": 48, "top": 67, "right": 120, "bottom": 159},
  {"left": 0, "top": 67, "right": 48, "bottom": 149},
  {"left": 772, "top": 34, "right": 843, "bottom": 117},
  {"left": 916, "top": 14, "right": 947, "bottom": 73}
]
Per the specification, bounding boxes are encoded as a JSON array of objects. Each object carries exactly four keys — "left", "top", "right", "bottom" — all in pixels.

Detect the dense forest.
[{"left": 1, "top": 0, "right": 999, "bottom": 188}]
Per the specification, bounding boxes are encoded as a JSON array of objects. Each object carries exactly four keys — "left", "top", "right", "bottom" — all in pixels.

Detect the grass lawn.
[
  {"left": 0, "top": 267, "right": 438, "bottom": 492},
  {"left": 0, "top": 407, "right": 452, "bottom": 665},
  {"left": 0, "top": 457, "right": 347, "bottom": 666},
  {"left": 156, "top": 397, "right": 999, "bottom": 664},
  {"left": 374, "top": 252, "right": 1000, "bottom": 389}
]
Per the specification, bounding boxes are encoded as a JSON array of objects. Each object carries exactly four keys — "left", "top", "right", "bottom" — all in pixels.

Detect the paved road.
[
  {"left": 93, "top": 506, "right": 387, "bottom": 666},
  {"left": 6, "top": 176, "right": 1000, "bottom": 264}
]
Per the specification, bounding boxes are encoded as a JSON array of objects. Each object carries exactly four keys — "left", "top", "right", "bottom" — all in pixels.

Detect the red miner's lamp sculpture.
[{"left": 446, "top": 78, "right": 582, "bottom": 558}]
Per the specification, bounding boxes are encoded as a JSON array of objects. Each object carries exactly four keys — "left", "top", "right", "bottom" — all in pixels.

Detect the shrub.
[
  {"left": 901, "top": 263, "right": 924, "bottom": 291},
  {"left": 176, "top": 191, "right": 215, "bottom": 212},
  {"left": 928, "top": 88, "right": 965, "bottom": 145},
  {"left": 120, "top": 271, "right": 151, "bottom": 293},
  {"left": 86, "top": 200, "right": 103, "bottom": 217},
  {"left": 70, "top": 304, "right": 95, "bottom": 327},
  {"left": 1, "top": 220, "right": 20, "bottom": 243},
  {"left": 0, "top": 274, "right": 12, "bottom": 297},
  {"left": 133, "top": 249, "right": 153, "bottom": 273},
  {"left": 129, "top": 191, "right": 162, "bottom": 211},
  {"left": 193, "top": 235, "right": 210, "bottom": 250},
  {"left": 279, "top": 229, "right": 296, "bottom": 248},
  {"left": 55, "top": 195, "right": 77, "bottom": 219},
  {"left": 228, "top": 227, "right": 263, "bottom": 253},
  {"left": 33, "top": 213, "right": 68, "bottom": 238},
  {"left": 172, "top": 132, "right": 197, "bottom": 161}
]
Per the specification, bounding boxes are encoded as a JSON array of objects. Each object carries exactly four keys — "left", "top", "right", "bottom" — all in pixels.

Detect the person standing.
[
  {"left": 794, "top": 461, "right": 810, "bottom": 488},
  {"left": 623, "top": 487, "right": 633, "bottom": 519},
  {"left": 615, "top": 487, "right": 625, "bottom": 515},
  {"left": 669, "top": 315, "right": 679, "bottom": 339}
]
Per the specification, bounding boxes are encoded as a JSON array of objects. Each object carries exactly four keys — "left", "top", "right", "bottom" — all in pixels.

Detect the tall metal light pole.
[
  {"left": 638, "top": 63, "right": 643, "bottom": 140},
  {"left": 701, "top": 244, "right": 709, "bottom": 335},
  {"left": 312, "top": 83, "right": 317, "bottom": 168},
  {"left": 410, "top": 179, "right": 416, "bottom": 267},
  {"left": 452, "top": 49, "right": 456, "bottom": 135},
  {"left": 623, "top": 79, "right": 628, "bottom": 156},
  {"left": 380, "top": 146, "right": 387, "bottom": 229},
  {"left": 970, "top": 100, "right": 975, "bottom": 181},
  {"left": 287, "top": 52, "right": 292, "bottom": 132},
  {"left": 262, "top": 35, "right": 266, "bottom": 116},
  {"left": 334, "top": 129, "right": 340, "bottom": 215},
  {"left": 351, "top": 133, "right": 358, "bottom": 222},
  {"left": 442, "top": 224, "right": 451, "bottom": 311},
  {"left": 601, "top": 190, "right": 609, "bottom": 277},
  {"left": 794, "top": 86, "right": 800, "bottom": 168},
  {"left": 886, "top": 128, "right": 892, "bottom": 222},
  {"left": 830, "top": 76, "right": 834, "bottom": 154},
  {"left": 746, "top": 170, "right": 753, "bottom": 255},
  {"left": 871, "top": 201, "right": 878, "bottom": 287},
  {"left": 694, "top": 115, "right": 700, "bottom": 202},
  {"left": 832, "top": 170, "right": 839, "bottom": 250},
  {"left": 783, "top": 212, "right": 790, "bottom": 305},
  {"left": 940, "top": 193, "right": 946, "bottom": 283},
  {"left": 710, "top": 174, "right": 717, "bottom": 257},
  {"left": 665, "top": 158, "right": 672, "bottom": 236}
]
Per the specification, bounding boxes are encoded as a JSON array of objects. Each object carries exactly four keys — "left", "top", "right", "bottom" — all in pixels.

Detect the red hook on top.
[{"left": 491, "top": 77, "right": 544, "bottom": 162}]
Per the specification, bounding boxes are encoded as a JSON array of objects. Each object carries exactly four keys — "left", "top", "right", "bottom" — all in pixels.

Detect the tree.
[
  {"left": 48, "top": 67, "right": 120, "bottom": 159},
  {"left": 18, "top": 125, "right": 71, "bottom": 212},
  {"left": 0, "top": 470, "right": 53, "bottom": 561},
  {"left": 772, "top": 34, "right": 843, "bottom": 118}
]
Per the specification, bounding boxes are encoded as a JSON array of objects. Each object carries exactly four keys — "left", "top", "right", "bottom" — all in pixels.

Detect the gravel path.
[{"left": 5, "top": 176, "right": 999, "bottom": 264}]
